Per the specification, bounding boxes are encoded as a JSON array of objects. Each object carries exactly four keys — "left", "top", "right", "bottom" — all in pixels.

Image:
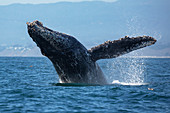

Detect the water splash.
[
  {"left": 112, "top": 80, "right": 148, "bottom": 86},
  {"left": 126, "top": 16, "right": 162, "bottom": 41},
  {"left": 106, "top": 53, "right": 147, "bottom": 85},
  {"left": 107, "top": 16, "right": 150, "bottom": 85},
  {"left": 124, "top": 52, "right": 146, "bottom": 83}
]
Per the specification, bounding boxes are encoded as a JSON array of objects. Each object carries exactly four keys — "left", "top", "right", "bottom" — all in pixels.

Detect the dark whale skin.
[
  {"left": 27, "top": 20, "right": 156, "bottom": 84},
  {"left": 27, "top": 21, "right": 108, "bottom": 84}
]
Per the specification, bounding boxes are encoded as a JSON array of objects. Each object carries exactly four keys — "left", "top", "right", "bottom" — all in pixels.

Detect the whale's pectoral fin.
[{"left": 88, "top": 36, "right": 156, "bottom": 61}]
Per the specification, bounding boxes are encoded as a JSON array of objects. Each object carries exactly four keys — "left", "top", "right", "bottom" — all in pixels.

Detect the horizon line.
[{"left": 0, "top": 56, "right": 170, "bottom": 58}]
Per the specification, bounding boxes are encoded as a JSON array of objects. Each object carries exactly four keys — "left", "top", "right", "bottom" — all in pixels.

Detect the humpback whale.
[{"left": 27, "top": 20, "right": 156, "bottom": 84}]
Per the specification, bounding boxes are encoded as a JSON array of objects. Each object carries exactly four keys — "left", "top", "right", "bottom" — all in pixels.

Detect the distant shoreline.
[
  {"left": 0, "top": 56, "right": 170, "bottom": 58},
  {"left": 121, "top": 56, "right": 170, "bottom": 58}
]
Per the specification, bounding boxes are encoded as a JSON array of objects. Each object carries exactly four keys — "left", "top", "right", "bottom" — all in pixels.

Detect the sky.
[
  {"left": 0, "top": 0, "right": 117, "bottom": 5},
  {"left": 0, "top": 0, "right": 169, "bottom": 56}
]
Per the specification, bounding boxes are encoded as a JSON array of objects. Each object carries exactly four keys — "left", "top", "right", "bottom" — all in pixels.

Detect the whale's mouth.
[
  {"left": 27, "top": 20, "right": 77, "bottom": 52},
  {"left": 27, "top": 20, "right": 75, "bottom": 57},
  {"left": 27, "top": 21, "right": 49, "bottom": 47},
  {"left": 27, "top": 21, "right": 54, "bottom": 56},
  {"left": 27, "top": 20, "right": 56, "bottom": 44}
]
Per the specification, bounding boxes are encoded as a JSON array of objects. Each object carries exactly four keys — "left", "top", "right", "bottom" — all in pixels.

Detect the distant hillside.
[{"left": 0, "top": 0, "right": 169, "bottom": 56}]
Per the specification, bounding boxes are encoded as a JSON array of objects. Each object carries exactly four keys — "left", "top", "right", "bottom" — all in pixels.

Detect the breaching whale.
[{"left": 27, "top": 20, "right": 156, "bottom": 84}]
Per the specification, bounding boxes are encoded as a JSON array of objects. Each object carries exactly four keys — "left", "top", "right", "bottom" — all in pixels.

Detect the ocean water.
[{"left": 0, "top": 57, "right": 169, "bottom": 112}]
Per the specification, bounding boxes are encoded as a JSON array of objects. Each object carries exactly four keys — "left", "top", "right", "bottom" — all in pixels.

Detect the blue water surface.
[{"left": 0, "top": 57, "right": 169, "bottom": 112}]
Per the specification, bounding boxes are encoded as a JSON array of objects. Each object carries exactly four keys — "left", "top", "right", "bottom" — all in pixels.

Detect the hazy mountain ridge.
[
  {"left": 0, "top": 45, "right": 41, "bottom": 56},
  {"left": 0, "top": 0, "right": 169, "bottom": 56},
  {"left": 0, "top": 44, "right": 169, "bottom": 57}
]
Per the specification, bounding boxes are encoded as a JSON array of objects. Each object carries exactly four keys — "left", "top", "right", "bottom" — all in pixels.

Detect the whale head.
[{"left": 27, "top": 20, "right": 79, "bottom": 57}]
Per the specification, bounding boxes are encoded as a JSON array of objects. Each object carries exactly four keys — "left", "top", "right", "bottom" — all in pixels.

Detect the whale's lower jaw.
[{"left": 27, "top": 20, "right": 79, "bottom": 56}]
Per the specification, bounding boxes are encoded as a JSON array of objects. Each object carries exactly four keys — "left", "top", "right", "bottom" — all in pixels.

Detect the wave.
[
  {"left": 112, "top": 80, "right": 149, "bottom": 86},
  {"left": 51, "top": 83, "right": 101, "bottom": 86},
  {"left": 50, "top": 81, "right": 149, "bottom": 87}
]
